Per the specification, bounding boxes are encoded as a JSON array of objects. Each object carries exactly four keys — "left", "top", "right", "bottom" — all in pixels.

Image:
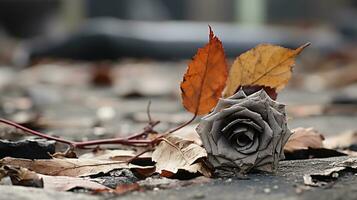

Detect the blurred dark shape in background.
[
  {"left": 0, "top": 0, "right": 357, "bottom": 65},
  {"left": 25, "top": 19, "right": 340, "bottom": 62},
  {"left": 0, "top": 0, "right": 60, "bottom": 38}
]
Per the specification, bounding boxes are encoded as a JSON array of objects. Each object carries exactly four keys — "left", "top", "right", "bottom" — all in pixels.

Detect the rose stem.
[
  {"left": 0, "top": 101, "right": 195, "bottom": 148},
  {"left": 0, "top": 118, "right": 74, "bottom": 145},
  {"left": 0, "top": 118, "right": 155, "bottom": 148}
]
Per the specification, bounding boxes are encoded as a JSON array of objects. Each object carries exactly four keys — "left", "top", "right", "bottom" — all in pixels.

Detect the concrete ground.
[{"left": 1, "top": 157, "right": 356, "bottom": 200}]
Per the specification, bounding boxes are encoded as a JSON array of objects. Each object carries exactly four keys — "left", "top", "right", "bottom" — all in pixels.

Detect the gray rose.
[{"left": 196, "top": 89, "right": 292, "bottom": 173}]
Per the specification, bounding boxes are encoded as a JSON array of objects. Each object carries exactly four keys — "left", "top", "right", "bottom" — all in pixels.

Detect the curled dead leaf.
[
  {"left": 180, "top": 26, "right": 228, "bottom": 115},
  {"left": 0, "top": 157, "right": 154, "bottom": 177},
  {"left": 4, "top": 165, "right": 43, "bottom": 188},
  {"left": 323, "top": 130, "right": 357, "bottom": 150},
  {"left": 79, "top": 149, "right": 152, "bottom": 162},
  {"left": 3, "top": 165, "right": 109, "bottom": 191},
  {"left": 224, "top": 43, "right": 310, "bottom": 98},
  {"left": 303, "top": 157, "right": 357, "bottom": 187},
  {"left": 152, "top": 136, "right": 211, "bottom": 178},
  {"left": 284, "top": 127, "right": 324, "bottom": 153}
]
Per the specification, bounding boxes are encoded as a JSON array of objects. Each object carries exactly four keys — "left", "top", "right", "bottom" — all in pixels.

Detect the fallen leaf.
[
  {"left": 51, "top": 149, "right": 77, "bottom": 159},
  {"left": 303, "top": 157, "right": 357, "bottom": 187},
  {"left": 323, "top": 130, "right": 357, "bottom": 150},
  {"left": 42, "top": 175, "right": 108, "bottom": 191},
  {"left": 170, "top": 124, "right": 202, "bottom": 145},
  {"left": 3, "top": 165, "right": 109, "bottom": 191},
  {"left": 303, "top": 167, "right": 346, "bottom": 187},
  {"left": 93, "top": 183, "right": 141, "bottom": 195},
  {"left": 79, "top": 149, "right": 152, "bottom": 162},
  {"left": 152, "top": 136, "right": 211, "bottom": 178},
  {"left": 0, "top": 157, "right": 154, "bottom": 177},
  {"left": 4, "top": 165, "right": 43, "bottom": 188},
  {"left": 223, "top": 43, "right": 310, "bottom": 97},
  {"left": 0, "top": 167, "right": 6, "bottom": 180},
  {"left": 180, "top": 26, "right": 228, "bottom": 115},
  {"left": 284, "top": 127, "right": 324, "bottom": 153},
  {"left": 113, "top": 183, "right": 141, "bottom": 195}
]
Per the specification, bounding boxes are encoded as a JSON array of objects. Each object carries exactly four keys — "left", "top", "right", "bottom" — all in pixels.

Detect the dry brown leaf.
[
  {"left": 323, "top": 130, "right": 357, "bottom": 150},
  {"left": 4, "top": 165, "right": 43, "bottom": 188},
  {"left": 223, "top": 43, "right": 310, "bottom": 97},
  {"left": 284, "top": 127, "right": 325, "bottom": 153},
  {"left": 152, "top": 136, "right": 211, "bottom": 177},
  {"left": 0, "top": 157, "right": 154, "bottom": 177},
  {"left": 3, "top": 165, "right": 109, "bottom": 191},
  {"left": 303, "top": 167, "right": 346, "bottom": 187},
  {"left": 79, "top": 149, "right": 152, "bottom": 162},
  {"left": 41, "top": 175, "right": 108, "bottom": 191},
  {"left": 113, "top": 183, "right": 141, "bottom": 195},
  {"left": 93, "top": 183, "right": 141, "bottom": 195},
  {"left": 304, "top": 157, "right": 357, "bottom": 187},
  {"left": 180, "top": 26, "right": 228, "bottom": 115},
  {"left": 0, "top": 167, "right": 6, "bottom": 180},
  {"left": 170, "top": 124, "right": 202, "bottom": 145}
]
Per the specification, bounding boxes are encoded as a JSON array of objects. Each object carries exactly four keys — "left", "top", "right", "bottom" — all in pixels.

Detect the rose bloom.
[{"left": 196, "top": 89, "right": 291, "bottom": 173}]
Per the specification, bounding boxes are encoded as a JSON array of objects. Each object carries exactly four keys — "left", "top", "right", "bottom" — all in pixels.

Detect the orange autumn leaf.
[
  {"left": 180, "top": 26, "right": 228, "bottom": 115},
  {"left": 223, "top": 43, "right": 310, "bottom": 97}
]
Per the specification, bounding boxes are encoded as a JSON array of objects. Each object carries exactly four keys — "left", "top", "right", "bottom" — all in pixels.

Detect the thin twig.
[
  {"left": 73, "top": 138, "right": 152, "bottom": 148},
  {"left": 0, "top": 110, "right": 194, "bottom": 149},
  {"left": 0, "top": 118, "right": 156, "bottom": 148},
  {"left": 146, "top": 100, "right": 152, "bottom": 123},
  {"left": 0, "top": 118, "right": 74, "bottom": 145}
]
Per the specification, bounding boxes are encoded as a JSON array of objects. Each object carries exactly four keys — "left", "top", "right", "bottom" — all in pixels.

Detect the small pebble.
[
  {"left": 97, "top": 106, "right": 116, "bottom": 120},
  {"left": 263, "top": 188, "right": 271, "bottom": 193},
  {"left": 332, "top": 172, "right": 339, "bottom": 178},
  {"left": 273, "top": 185, "right": 279, "bottom": 189},
  {"left": 225, "top": 178, "right": 232, "bottom": 183}
]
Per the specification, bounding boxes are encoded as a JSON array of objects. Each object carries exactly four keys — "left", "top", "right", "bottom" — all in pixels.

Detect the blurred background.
[
  {"left": 1, "top": 0, "right": 357, "bottom": 63},
  {"left": 0, "top": 0, "right": 356, "bottom": 146}
]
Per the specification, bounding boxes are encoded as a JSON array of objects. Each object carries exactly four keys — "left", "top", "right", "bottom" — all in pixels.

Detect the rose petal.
[
  {"left": 235, "top": 134, "right": 259, "bottom": 154},
  {"left": 222, "top": 118, "right": 262, "bottom": 133},
  {"left": 217, "top": 137, "right": 247, "bottom": 160},
  {"left": 257, "top": 121, "right": 273, "bottom": 150}
]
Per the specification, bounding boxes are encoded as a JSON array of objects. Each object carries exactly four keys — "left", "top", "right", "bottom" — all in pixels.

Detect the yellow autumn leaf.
[{"left": 223, "top": 43, "right": 310, "bottom": 97}]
